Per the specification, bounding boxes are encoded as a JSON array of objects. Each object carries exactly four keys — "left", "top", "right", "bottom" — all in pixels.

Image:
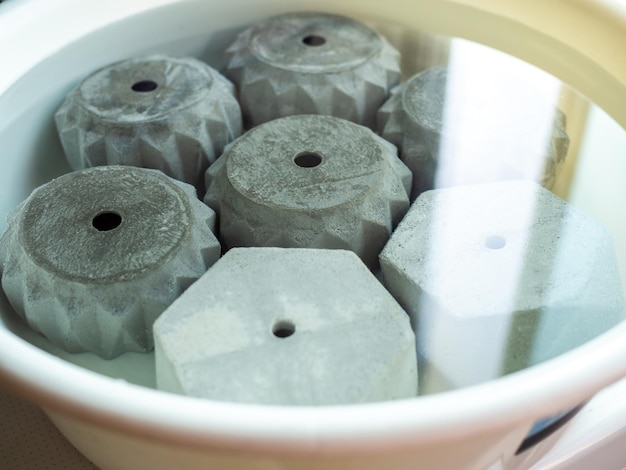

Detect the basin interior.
[{"left": 0, "top": 4, "right": 625, "bottom": 399}]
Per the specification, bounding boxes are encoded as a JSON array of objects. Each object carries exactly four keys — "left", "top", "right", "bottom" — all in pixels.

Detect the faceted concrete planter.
[
  {"left": 0, "top": 166, "right": 221, "bottom": 358},
  {"left": 377, "top": 66, "right": 570, "bottom": 200},
  {"left": 55, "top": 55, "right": 243, "bottom": 193},
  {"left": 154, "top": 247, "right": 417, "bottom": 405},
  {"left": 204, "top": 114, "right": 411, "bottom": 269},
  {"left": 225, "top": 12, "right": 401, "bottom": 129},
  {"left": 380, "top": 181, "right": 624, "bottom": 391}
]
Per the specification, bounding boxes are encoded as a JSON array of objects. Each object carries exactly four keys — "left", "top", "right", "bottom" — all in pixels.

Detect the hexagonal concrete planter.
[
  {"left": 154, "top": 247, "right": 417, "bottom": 405},
  {"left": 380, "top": 181, "right": 624, "bottom": 391}
]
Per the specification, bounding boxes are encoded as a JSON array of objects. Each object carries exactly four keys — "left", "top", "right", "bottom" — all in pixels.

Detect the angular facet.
[
  {"left": 154, "top": 247, "right": 417, "bottom": 405},
  {"left": 380, "top": 181, "right": 624, "bottom": 391}
]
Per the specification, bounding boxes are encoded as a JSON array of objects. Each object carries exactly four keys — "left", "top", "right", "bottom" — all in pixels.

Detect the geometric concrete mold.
[
  {"left": 154, "top": 247, "right": 417, "bottom": 405},
  {"left": 225, "top": 12, "right": 401, "bottom": 129},
  {"left": 380, "top": 181, "right": 624, "bottom": 391},
  {"left": 204, "top": 114, "right": 411, "bottom": 269},
  {"left": 0, "top": 166, "right": 221, "bottom": 358},
  {"left": 377, "top": 66, "right": 570, "bottom": 200},
  {"left": 55, "top": 55, "right": 243, "bottom": 193}
]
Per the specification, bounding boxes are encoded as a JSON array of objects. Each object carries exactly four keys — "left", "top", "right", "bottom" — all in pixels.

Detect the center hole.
[
  {"left": 294, "top": 152, "right": 322, "bottom": 168},
  {"left": 131, "top": 80, "right": 158, "bottom": 92},
  {"left": 485, "top": 235, "right": 506, "bottom": 250},
  {"left": 92, "top": 211, "right": 122, "bottom": 232},
  {"left": 302, "top": 35, "right": 326, "bottom": 47},
  {"left": 273, "top": 320, "right": 296, "bottom": 339}
]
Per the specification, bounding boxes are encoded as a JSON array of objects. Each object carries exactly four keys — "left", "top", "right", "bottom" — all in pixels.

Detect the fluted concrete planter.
[
  {"left": 204, "top": 114, "right": 411, "bottom": 269},
  {"left": 155, "top": 247, "right": 417, "bottom": 405},
  {"left": 380, "top": 181, "right": 624, "bottom": 391},
  {"left": 0, "top": 166, "right": 221, "bottom": 358},
  {"left": 55, "top": 55, "right": 243, "bottom": 193}
]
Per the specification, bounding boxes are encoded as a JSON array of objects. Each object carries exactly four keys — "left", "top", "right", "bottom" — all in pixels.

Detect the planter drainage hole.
[
  {"left": 302, "top": 35, "right": 326, "bottom": 47},
  {"left": 92, "top": 212, "right": 122, "bottom": 232},
  {"left": 485, "top": 235, "right": 506, "bottom": 250},
  {"left": 273, "top": 320, "right": 296, "bottom": 338},
  {"left": 131, "top": 80, "right": 158, "bottom": 92},
  {"left": 294, "top": 152, "right": 322, "bottom": 168}
]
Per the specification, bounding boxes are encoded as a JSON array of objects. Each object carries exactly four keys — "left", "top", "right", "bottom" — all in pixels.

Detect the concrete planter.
[
  {"left": 225, "top": 12, "right": 401, "bottom": 129},
  {"left": 380, "top": 181, "right": 624, "bottom": 392},
  {"left": 155, "top": 247, "right": 417, "bottom": 405},
  {"left": 0, "top": 166, "right": 221, "bottom": 358},
  {"left": 204, "top": 114, "right": 411, "bottom": 269},
  {"left": 55, "top": 55, "right": 243, "bottom": 193},
  {"left": 377, "top": 66, "right": 570, "bottom": 200}
]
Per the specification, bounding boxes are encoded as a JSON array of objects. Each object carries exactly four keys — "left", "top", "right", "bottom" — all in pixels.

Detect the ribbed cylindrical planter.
[
  {"left": 377, "top": 66, "right": 570, "bottom": 200},
  {"left": 204, "top": 114, "right": 411, "bottom": 269},
  {"left": 55, "top": 55, "right": 243, "bottom": 193},
  {"left": 0, "top": 166, "right": 221, "bottom": 358}
]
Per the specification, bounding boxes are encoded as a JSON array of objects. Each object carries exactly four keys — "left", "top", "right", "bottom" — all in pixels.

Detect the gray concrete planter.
[
  {"left": 204, "top": 114, "right": 411, "bottom": 269},
  {"left": 0, "top": 166, "right": 221, "bottom": 358},
  {"left": 55, "top": 55, "right": 243, "bottom": 193},
  {"left": 225, "top": 12, "right": 401, "bottom": 129}
]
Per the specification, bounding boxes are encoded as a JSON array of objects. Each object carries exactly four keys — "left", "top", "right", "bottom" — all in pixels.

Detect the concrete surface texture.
[
  {"left": 380, "top": 180, "right": 624, "bottom": 392},
  {"left": 154, "top": 247, "right": 417, "bottom": 405},
  {"left": 225, "top": 12, "right": 401, "bottom": 129},
  {"left": 0, "top": 166, "right": 221, "bottom": 358},
  {"left": 55, "top": 55, "right": 242, "bottom": 193},
  {"left": 377, "top": 66, "right": 570, "bottom": 200},
  {"left": 204, "top": 114, "right": 411, "bottom": 269}
]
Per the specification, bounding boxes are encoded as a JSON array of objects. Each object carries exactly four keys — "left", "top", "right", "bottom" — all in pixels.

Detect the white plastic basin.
[{"left": 1, "top": 1, "right": 626, "bottom": 469}]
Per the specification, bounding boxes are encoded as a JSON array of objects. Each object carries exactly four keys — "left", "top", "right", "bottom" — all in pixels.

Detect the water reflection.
[{"left": 378, "top": 40, "right": 626, "bottom": 394}]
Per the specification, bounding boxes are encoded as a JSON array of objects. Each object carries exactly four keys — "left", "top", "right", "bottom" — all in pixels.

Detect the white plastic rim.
[{"left": 1, "top": 0, "right": 626, "bottom": 456}]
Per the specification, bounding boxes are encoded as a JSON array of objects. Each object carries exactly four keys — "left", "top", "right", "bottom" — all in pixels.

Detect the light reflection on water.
[{"left": 374, "top": 33, "right": 625, "bottom": 394}]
